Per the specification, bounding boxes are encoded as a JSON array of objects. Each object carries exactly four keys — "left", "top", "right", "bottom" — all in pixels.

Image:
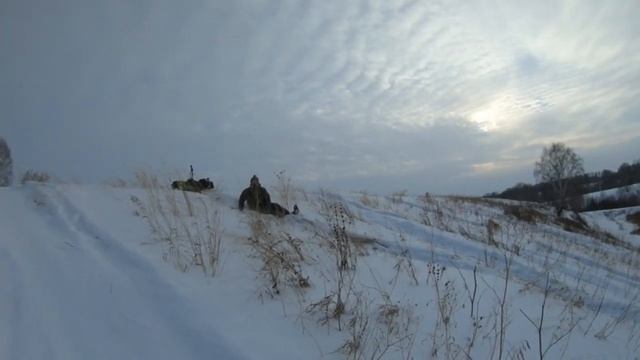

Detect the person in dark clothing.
[
  {"left": 238, "top": 175, "right": 299, "bottom": 217},
  {"left": 238, "top": 175, "right": 272, "bottom": 213}
]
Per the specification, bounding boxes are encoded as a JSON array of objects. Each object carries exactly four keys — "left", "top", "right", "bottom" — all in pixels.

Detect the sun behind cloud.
[{"left": 470, "top": 108, "right": 499, "bottom": 132}]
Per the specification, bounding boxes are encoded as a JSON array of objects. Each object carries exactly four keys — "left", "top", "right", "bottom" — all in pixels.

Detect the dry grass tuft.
[
  {"left": 554, "top": 213, "right": 631, "bottom": 250},
  {"left": 503, "top": 204, "right": 547, "bottom": 224},
  {"left": 21, "top": 170, "right": 51, "bottom": 184},
  {"left": 447, "top": 195, "right": 498, "bottom": 207},
  {"left": 359, "top": 190, "right": 379, "bottom": 208},
  {"left": 349, "top": 234, "right": 381, "bottom": 255},
  {"left": 247, "top": 215, "right": 310, "bottom": 297},
  {"left": 274, "top": 169, "right": 296, "bottom": 210},
  {"left": 627, "top": 211, "right": 640, "bottom": 235},
  {"left": 132, "top": 170, "right": 223, "bottom": 276},
  {"left": 486, "top": 219, "right": 501, "bottom": 247},
  {"left": 390, "top": 190, "right": 408, "bottom": 204}
]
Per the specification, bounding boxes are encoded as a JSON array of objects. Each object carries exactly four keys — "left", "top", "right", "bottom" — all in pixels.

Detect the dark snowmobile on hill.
[
  {"left": 171, "top": 165, "right": 214, "bottom": 193},
  {"left": 171, "top": 178, "right": 214, "bottom": 193}
]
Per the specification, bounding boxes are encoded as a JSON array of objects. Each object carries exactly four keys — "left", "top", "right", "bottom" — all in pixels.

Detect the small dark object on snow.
[
  {"left": 171, "top": 178, "right": 214, "bottom": 193},
  {"left": 271, "top": 203, "right": 291, "bottom": 217}
]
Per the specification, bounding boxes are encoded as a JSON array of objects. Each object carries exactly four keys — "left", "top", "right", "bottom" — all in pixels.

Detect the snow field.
[{"left": 1, "top": 181, "right": 640, "bottom": 359}]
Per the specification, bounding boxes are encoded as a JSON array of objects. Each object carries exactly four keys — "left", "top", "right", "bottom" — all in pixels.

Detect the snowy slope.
[
  {"left": 0, "top": 185, "right": 316, "bottom": 360},
  {"left": 1, "top": 183, "right": 640, "bottom": 359},
  {"left": 583, "top": 206, "right": 640, "bottom": 248}
]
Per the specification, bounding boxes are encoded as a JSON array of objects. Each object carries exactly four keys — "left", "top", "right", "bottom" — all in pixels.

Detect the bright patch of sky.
[{"left": 1, "top": 0, "right": 639, "bottom": 194}]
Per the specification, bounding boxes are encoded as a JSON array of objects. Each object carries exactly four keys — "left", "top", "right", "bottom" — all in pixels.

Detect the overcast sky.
[{"left": 1, "top": 0, "right": 639, "bottom": 195}]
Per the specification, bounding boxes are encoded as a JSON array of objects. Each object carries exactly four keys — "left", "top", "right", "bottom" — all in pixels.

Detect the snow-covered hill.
[
  {"left": 580, "top": 183, "right": 640, "bottom": 211},
  {"left": 1, "top": 182, "right": 640, "bottom": 359},
  {"left": 582, "top": 183, "right": 640, "bottom": 202}
]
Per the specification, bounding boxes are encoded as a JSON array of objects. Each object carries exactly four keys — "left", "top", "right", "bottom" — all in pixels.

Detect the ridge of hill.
[{"left": 487, "top": 160, "right": 640, "bottom": 211}]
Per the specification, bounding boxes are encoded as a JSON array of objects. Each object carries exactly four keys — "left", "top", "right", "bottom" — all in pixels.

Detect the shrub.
[
  {"left": 21, "top": 170, "right": 51, "bottom": 184},
  {"left": 359, "top": 190, "right": 379, "bottom": 208},
  {"left": 132, "top": 170, "right": 223, "bottom": 276},
  {"left": 247, "top": 214, "right": 310, "bottom": 297},
  {"left": 274, "top": 169, "right": 296, "bottom": 209},
  {"left": 627, "top": 211, "right": 640, "bottom": 235},
  {"left": 503, "top": 204, "right": 546, "bottom": 224},
  {"left": 390, "top": 190, "right": 408, "bottom": 204}
]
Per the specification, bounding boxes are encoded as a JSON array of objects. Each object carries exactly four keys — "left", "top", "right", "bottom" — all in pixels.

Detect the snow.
[
  {"left": 1, "top": 183, "right": 640, "bottom": 359},
  {"left": 583, "top": 206, "right": 640, "bottom": 248}
]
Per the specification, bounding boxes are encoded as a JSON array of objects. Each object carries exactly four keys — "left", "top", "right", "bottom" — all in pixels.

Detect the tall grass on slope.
[
  {"left": 131, "top": 171, "right": 222, "bottom": 276},
  {"left": 246, "top": 213, "right": 310, "bottom": 299},
  {"left": 309, "top": 194, "right": 358, "bottom": 331}
]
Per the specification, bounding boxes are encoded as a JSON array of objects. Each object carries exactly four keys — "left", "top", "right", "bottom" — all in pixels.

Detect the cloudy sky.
[{"left": 1, "top": 0, "right": 639, "bottom": 195}]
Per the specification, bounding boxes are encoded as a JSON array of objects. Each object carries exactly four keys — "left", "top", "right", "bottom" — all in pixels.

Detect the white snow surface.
[
  {"left": 584, "top": 206, "right": 640, "bottom": 248},
  {"left": 1, "top": 183, "right": 640, "bottom": 359}
]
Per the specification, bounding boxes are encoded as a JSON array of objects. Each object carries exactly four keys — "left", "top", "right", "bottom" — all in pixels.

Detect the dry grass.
[
  {"left": 486, "top": 219, "right": 501, "bottom": 247},
  {"left": 359, "top": 190, "right": 380, "bottom": 208},
  {"left": 247, "top": 214, "right": 310, "bottom": 297},
  {"left": 503, "top": 204, "right": 548, "bottom": 224},
  {"left": 420, "top": 193, "right": 446, "bottom": 230},
  {"left": 389, "top": 190, "right": 408, "bottom": 204},
  {"left": 350, "top": 234, "right": 381, "bottom": 255},
  {"left": 306, "top": 194, "right": 360, "bottom": 332},
  {"left": 132, "top": 170, "right": 223, "bottom": 276},
  {"left": 390, "top": 236, "right": 419, "bottom": 287},
  {"left": 274, "top": 169, "right": 296, "bottom": 210},
  {"left": 426, "top": 262, "right": 460, "bottom": 359},
  {"left": 447, "top": 195, "right": 500, "bottom": 207},
  {"left": 325, "top": 201, "right": 356, "bottom": 272},
  {"left": 555, "top": 215, "right": 629, "bottom": 249},
  {"left": 21, "top": 170, "right": 51, "bottom": 184},
  {"left": 337, "top": 293, "right": 417, "bottom": 360},
  {"left": 627, "top": 211, "right": 640, "bottom": 235}
]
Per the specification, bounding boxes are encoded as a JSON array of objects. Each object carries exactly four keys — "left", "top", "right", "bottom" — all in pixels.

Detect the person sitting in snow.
[
  {"left": 238, "top": 175, "right": 272, "bottom": 213},
  {"left": 238, "top": 175, "right": 298, "bottom": 217}
]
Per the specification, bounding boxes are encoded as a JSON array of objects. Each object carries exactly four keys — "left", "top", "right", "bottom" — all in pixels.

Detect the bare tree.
[
  {"left": 534, "top": 143, "right": 584, "bottom": 215},
  {"left": 0, "top": 137, "right": 13, "bottom": 186}
]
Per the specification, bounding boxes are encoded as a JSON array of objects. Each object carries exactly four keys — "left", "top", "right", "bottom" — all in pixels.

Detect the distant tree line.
[{"left": 486, "top": 159, "right": 640, "bottom": 212}]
